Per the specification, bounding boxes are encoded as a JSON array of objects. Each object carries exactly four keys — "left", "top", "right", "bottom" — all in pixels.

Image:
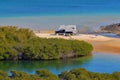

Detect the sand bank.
[{"left": 35, "top": 33, "right": 120, "bottom": 54}]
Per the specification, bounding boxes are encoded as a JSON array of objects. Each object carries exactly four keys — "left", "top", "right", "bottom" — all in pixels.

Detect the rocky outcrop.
[{"left": 99, "top": 23, "right": 120, "bottom": 35}]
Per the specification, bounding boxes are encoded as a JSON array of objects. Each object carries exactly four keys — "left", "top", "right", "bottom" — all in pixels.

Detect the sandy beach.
[{"left": 35, "top": 33, "right": 120, "bottom": 54}]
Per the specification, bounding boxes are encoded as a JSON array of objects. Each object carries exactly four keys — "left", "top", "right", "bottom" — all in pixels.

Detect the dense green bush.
[
  {"left": 59, "top": 68, "right": 120, "bottom": 80},
  {"left": 0, "top": 26, "right": 93, "bottom": 60},
  {"left": 0, "top": 68, "right": 120, "bottom": 80},
  {"left": 0, "top": 70, "right": 58, "bottom": 80}
]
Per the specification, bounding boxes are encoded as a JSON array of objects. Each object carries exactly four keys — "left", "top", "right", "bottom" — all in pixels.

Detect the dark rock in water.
[{"left": 99, "top": 23, "right": 120, "bottom": 35}]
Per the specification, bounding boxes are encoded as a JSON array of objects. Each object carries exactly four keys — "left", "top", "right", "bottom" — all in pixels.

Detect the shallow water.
[
  {"left": 0, "top": 52, "right": 120, "bottom": 75},
  {"left": 98, "top": 33, "right": 120, "bottom": 38}
]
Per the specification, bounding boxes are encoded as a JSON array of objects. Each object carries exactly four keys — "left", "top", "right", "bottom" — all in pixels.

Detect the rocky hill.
[{"left": 99, "top": 23, "right": 120, "bottom": 35}]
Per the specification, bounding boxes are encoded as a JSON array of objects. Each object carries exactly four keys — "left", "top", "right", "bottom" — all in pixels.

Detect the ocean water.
[
  {"left": 0, "top": 0, "right": 120, "bottom": 30},
  {"left": 0, "top": 0, "right": 120, "bottom": 17}
]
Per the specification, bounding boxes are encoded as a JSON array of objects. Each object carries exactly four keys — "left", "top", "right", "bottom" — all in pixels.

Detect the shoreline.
[{"left": 35, "top": 33, "right": 120, "bottom": 54}]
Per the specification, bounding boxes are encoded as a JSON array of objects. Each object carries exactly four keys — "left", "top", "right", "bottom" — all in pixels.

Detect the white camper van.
[{"left": 55, "top": 25, "right": 77, "bottom": 35}]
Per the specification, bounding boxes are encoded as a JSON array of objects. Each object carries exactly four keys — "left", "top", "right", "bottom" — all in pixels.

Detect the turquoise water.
[
  {"left": 0, "top": 0, "right": 120, "bottom": 17},
  {"left": 0, "top": 0, "right": 120, "bottom": 30},
  {"left": 0, "top": 52, "right": 120, "bottom": 75}
]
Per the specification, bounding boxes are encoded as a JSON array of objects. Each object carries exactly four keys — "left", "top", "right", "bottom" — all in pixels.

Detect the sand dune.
[{"left": 35, "top": 33, "right": 120, "bottom": 54}]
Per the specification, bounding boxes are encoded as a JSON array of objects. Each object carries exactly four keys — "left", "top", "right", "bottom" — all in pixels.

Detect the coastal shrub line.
[
  {"left": 0, "top": 26, "right": 93, "bottom": 60},
  {"left": 0, "top": 68, "right": 120, "bottom": 80}
]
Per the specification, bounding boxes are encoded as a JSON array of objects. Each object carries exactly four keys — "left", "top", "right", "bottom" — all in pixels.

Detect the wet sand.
[
  {"left": 35, "top": 33, "right": 120, "bottom": 54},
  {"left": 92, "top": 40, "right": 120, "bottom": 54}
]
